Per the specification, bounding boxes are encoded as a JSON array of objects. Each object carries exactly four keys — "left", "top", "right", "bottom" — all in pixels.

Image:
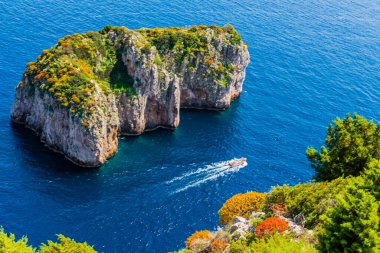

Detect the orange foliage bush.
[
  {"left": 82, "top": 119, "right": 89, "bottom": 128},
  {"left": 254, "top": 217, "right": 288, "bottom": 239},
  {"left": 204, "top": 56, "right": 214, "bottom": 65},
  {"left": 210, "top": 239, "right": 227, "bottom": 253},
  {"left": 71, "top": 94, "right": 80, "bottom": 104},
  {"left": 185, "top": 230, "right": 212, "bottom": 248},
  {"left": 269, "top": 203, "right": 287, "bottom": 215},
  {"left": 34, "top": 71, "right": 45, "bottom": 81},
  {"left": 218, "top": 191, "right": 266, "bottom": 225}
]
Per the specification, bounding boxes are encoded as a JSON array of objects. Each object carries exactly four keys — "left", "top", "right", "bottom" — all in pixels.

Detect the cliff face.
[
  {"left": 11, "top": 24, "right": 250, "bottom": 167},
  {"left": 11, "top": 78, "right": 119, "bottom": 167}
]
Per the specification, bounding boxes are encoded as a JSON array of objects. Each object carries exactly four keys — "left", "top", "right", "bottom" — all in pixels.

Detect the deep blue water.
[{"left": 0, "top": 0, "right": 379, "bottom": 252}]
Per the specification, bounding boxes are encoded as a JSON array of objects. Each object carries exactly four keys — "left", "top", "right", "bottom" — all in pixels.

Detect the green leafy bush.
[
  {"left": 265, "top": 177, "right": 347, "bottom": 228},
  {"left": 38, "top": 234, "right": 96, "bottom": 253},
  {"left": 317, "top": 182, "right": 379, "bottom": 253},
  {"left": 0, "top": 228, "right": 35, "bottom": 253},
  {"left": 306, "top": 113, "right": 380, "bottom": 181},
  {"left": 228, "top": 234, "right": 317, "bottom": 253}
]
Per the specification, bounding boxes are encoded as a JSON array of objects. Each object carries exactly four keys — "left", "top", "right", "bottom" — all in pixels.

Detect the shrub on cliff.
[
  {"left": 228, "top": 234, "right": 317, "bottom": 253},
  {"left": 317, "top": 182, "right": 379, "bottom": 253},
  {"left": 254, "top": 217, "right": 288, "bottom": 239},
  {"left": 265, "top": 177, "right": 347, "bottom": 228},
  {"left": 38, "top": 234, "right": 97, "bottom": 253},
  {"left": 0, "top": 228, "right": 35, "bottom": 253},
  {"left": 185, "top": 230, "right": 213, "bottom": 251},
  {"left": 218, "top": 192, "right": 266, "bottom": 225},
  {"left": 306, "top": 113, "right": 380, "bottom": 181}
]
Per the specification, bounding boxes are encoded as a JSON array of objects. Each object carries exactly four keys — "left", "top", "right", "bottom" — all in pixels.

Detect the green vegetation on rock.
[
  {"left": 21, "top": 24, "right": 244, "bottom": 122},
  {"left": 265, "top": 177, "right": 348, "bottom": 228},
  {"left": 0, "top": 229, "right": 97, "bottom": 253},
  {"left": 38, "top": 234, "right": 97, "bottom": 253},
  {"left": 136, "top": 24, "right": 241, "bottom": 85},
  {"left": 23, "top": 30, "right": 132, "bottom": 119}
]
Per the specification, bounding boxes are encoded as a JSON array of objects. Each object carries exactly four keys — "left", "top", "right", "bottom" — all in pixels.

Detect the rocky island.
[{"left": 11, "top": 24, "right": 250, "bottom": 167}]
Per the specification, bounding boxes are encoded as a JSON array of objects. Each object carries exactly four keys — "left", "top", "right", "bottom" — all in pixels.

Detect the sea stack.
[{"left": 11, "top": 24, "right": 250, "bottom": 167}]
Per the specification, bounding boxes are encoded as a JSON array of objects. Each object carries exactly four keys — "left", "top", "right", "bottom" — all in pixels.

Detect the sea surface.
[{"left": 0, "top": 0, "right": 379, "bottom": 252}]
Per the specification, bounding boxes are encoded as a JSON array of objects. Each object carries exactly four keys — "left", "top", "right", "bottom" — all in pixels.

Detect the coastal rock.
[
  {"left": 249, "top": 211, "right": 265, "bottom": 219},
  {"left": 229, "top": 216, "right": 252, "bottom": 240},
  {"left": 280, "top": 216, "right": 313, "bottom": 237},
  {"left": 11, "top": 25, "right": 250, "bottom": 167},
  {"left": 11, "top": 80, "right": 119, "bottom": 167}
]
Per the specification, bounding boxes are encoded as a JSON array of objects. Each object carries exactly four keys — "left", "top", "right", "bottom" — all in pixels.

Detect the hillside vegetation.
[{"left": 174, "top": 113, "right": 380, "bottom": 253}]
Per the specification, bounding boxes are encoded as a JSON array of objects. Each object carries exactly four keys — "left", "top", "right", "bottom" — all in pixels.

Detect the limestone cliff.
[{"left": 11, "top": 24, "right": 250, "bottom": 167}]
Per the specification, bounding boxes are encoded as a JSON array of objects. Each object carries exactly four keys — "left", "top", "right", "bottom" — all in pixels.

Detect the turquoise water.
[{"left": 0, "top": 0, "right": 379, "bottom": 252}]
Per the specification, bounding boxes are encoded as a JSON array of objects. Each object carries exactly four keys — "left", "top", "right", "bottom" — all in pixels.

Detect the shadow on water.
[
  {"left": 8, "top": 121, "right": 105, "bottom": 207},
  {"left": 10, "top": 121, "right": 95, "bottom": 173}
]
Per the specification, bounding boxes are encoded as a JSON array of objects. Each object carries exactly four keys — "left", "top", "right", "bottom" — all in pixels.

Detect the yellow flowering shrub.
[
  {"left": 185, "top": 230, "right": 212, "bottom": 249},
  {"left": 218, "top": 191, "right": 266, "bottom": 225}
]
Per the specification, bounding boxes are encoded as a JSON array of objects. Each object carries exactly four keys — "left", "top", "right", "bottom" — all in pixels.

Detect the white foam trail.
[
  {"left": 165, "top": 164, "right": 218, "bottom": 184},
  {"left": 166, "top": 159, "right": 247, "bottom": 194}
]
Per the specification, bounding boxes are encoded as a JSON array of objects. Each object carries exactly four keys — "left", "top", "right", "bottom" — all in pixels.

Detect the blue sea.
[{"left": 0, "top": 0, "right": 379, "bottom": 252}]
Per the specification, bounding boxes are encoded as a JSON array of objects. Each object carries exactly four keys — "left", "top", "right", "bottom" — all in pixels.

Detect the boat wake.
[{"left": 166, "top": 158, "right": 248, "bottom": 194}]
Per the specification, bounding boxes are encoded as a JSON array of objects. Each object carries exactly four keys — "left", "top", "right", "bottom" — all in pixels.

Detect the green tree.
[
  {"left": 38, "top": 234, "right": 97, "bottom": 253},
  {"left": 306, "top": 113, "right": 380, "bottom": 181},
  {"left": 363, "top": 159, "right": 380, "bottom": 201},
  {"left": 317, "top": 182, "right": 379, "bottom": 253},
  {"left": 0, "top": 228, "right": 35, "bottom": 253}
]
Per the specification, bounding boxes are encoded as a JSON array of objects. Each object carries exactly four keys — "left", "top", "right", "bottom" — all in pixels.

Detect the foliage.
[
  {"left": 38, "top": 234, "right": 96, "bottom": 253},
  {"left": 185, "top": 230, "right": 213, "bottom": 249},
  {"left": 269, "top": 203, "right": 286, "bottom": 216},
  {"left": 22, "top": 28, "right": 134, "bottom": 118},
  {"left": 137, "top": 24, "right": 241, "bottom": 85},
  {"left": 306, "top": 113, "right": 380, "bottom": 181},
  {"left": 228, "top": 234, "right": 318, "bottom": 253},
  {"left": 109, "top": 50, "right": 135, "bottom": 94},
  {"left": 210, "top": 239, "right": 227, "bottom": 253},
  {"left": 265, "top": 177, "right": 347, "bottom": 228},
  {"left": 317, "top": 182, "right": 379, "bottom": 253},
  {"left": 362, "top": 158, "right": 380, "bottom": 201},
  {"left": 0, "top": 228, "right": 35, "bottom": 253},
  {"left": 223, "top": 24, "right": 242, "bottom": 44},
  {"left": 254, "top": 217, "right": 288, "bottom": 239},
  {"left": 218, "top": 191, "right": 266, "bottom": 225},
  {"left": 172, "top": 249, "right": 192, "bottom": 253}
]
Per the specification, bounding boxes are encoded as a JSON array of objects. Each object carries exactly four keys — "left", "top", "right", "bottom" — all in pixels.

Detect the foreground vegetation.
[
  {"left": 0, "top": 229, "right": 97, "bottom": 252},
  {"left": 175, "top": 113, "right": 380, "bottom": 253}
]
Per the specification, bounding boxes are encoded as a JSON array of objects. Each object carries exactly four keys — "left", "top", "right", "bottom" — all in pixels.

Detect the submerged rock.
[{"left": 11, "top": 24, "right": 250, "bottom": 167}]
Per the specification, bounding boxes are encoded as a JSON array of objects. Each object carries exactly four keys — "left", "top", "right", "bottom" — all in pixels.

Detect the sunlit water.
[{"left": 0, "top": 0, "right": 379, "bottom": 252}]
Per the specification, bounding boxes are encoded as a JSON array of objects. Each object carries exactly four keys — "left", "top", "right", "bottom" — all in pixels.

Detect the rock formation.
[{"left": 11, "top": 24, "right": 250, "bottom": 167}]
